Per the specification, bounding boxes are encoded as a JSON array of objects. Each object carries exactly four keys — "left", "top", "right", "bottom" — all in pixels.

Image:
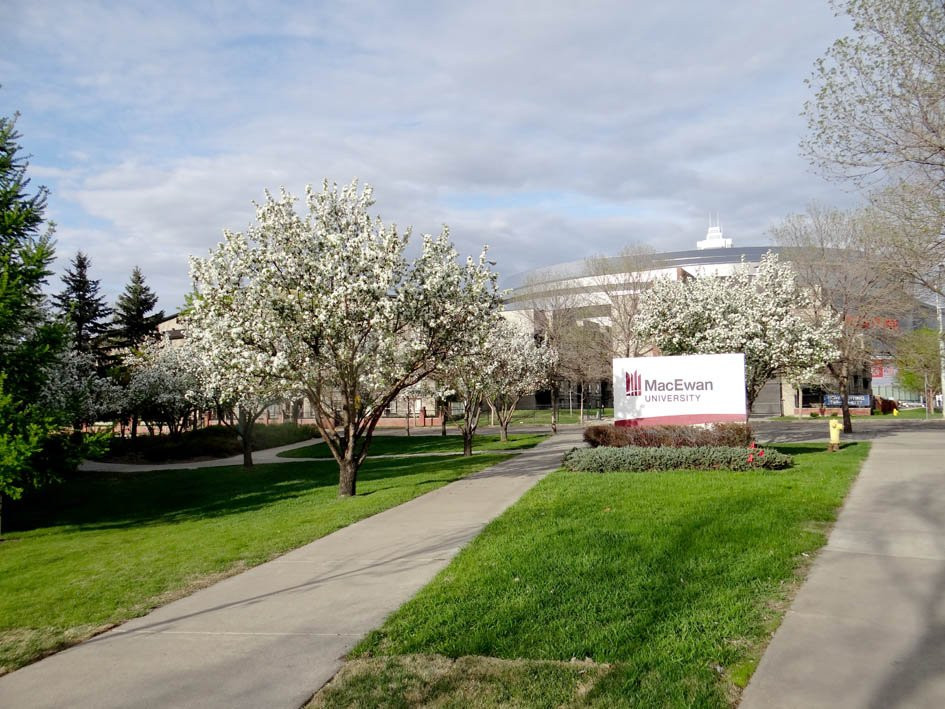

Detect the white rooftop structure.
[{"left": 696, "top": 217, "right": 732, "bottom": 250}]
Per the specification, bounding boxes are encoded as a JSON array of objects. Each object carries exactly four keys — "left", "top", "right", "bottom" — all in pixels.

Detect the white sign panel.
[{"left": 613, "top": 353, "right": 747, "bottom": 426}]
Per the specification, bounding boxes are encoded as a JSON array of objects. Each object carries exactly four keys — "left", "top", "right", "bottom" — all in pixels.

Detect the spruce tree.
[
  {"left": 113, "top": 266, "right": 164, "bottom": 348},
  {"left": 53, "top": 251, "right": 112, "bottom": 356},
  {"left": 0, "top": 112, "right": 69, "bottom": 531}
]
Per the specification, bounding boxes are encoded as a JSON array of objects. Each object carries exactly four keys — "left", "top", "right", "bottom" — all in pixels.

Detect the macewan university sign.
[{"left": 614, "top": 353, "right": 747, "bottom": 426}]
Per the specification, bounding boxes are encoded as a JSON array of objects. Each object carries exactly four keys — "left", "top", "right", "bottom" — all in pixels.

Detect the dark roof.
[{"left": 504, "top": 245, "right": 784, "bottom": 290}]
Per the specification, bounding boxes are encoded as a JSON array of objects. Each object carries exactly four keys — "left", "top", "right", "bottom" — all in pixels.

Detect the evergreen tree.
[
  {"left": 0, "top": 112, "right": 69, "bottom": 532},
  {"left": 113, "top": 266, "right": 165, "bottom": 348},
  {"left": 53, "top": 251, "right": 112, "bottom": 356}
]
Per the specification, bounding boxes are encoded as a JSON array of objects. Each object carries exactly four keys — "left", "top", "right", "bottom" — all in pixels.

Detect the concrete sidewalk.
[
  {"left": 741, "top": 430, "right": 945, "bottom": 708},
  {"left": 0, "top": 431, "right": 582, "bottom": 709},
  {"left": 79, "top": 436, "right": 327, "bottom": 473}
]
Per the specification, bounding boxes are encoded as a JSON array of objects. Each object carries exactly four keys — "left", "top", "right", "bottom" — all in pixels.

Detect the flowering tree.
[
  {"left": 440, "top": 349, "right": 493, "bottom": 457},
  {"left": 125, "top": 338, "right": 208, "bottom": 437},
  {"left": 184, "top": 290, "right": 292, "bottom": 467},
  {"left": 772, "top": 204, "right": 911, "bottom": 431},
  {"left": 39, "top": 348, "right": 124, "bottom": 429},
  {"left": 635, "top": 252, "right": 838, "bottom": 411},
  {"left": 486, "top": 321, "right": 557, "bottom": 441},
  {"left": 189, "top": 180, "right": 500, "bottom": 496}
]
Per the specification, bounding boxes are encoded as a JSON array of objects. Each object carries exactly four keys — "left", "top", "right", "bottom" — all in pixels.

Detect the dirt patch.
[{"left": 308, "top": 654, "right": 614, "bottom": 708}]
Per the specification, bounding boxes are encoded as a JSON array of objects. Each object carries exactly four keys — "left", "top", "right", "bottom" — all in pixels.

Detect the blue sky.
[{"left": 2, "top": 0, "right": 859, "bottom": 310}]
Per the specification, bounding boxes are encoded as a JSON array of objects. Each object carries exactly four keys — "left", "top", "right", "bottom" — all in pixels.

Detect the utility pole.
[{"left": 938, "top": 292, "right": 945, "bottom": 419}]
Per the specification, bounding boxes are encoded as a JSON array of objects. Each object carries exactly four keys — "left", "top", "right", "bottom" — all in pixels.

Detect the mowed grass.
[
  {"left": 0, "top": 453, "right": 511, "bottom": 675},
  {"left": 278, "top": 433, "right": 548, "bottom": 459},
  {"left": 320, "top": 443, "right": 869, "bottom": 708},
  {"left": 774, "top": 407, "right": 939, "bottom": 421},
  {"left": 506, "top": 408, "right": 614, "bottom": 425}
]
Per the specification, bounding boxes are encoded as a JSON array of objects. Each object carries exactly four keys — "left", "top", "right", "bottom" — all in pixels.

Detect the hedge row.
[
  {"left": 584, "top": 423, "right": 753, "bottom": 449},
  {"left": 562, "top": 445, "right": 793, "bottom": 473}
]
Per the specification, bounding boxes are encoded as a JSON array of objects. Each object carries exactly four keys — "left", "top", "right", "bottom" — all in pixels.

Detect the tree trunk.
[
  {"left": 130, "top": 414, "right": 138, "bottom": 442},
  {"left": 551, "top": 382, "right": 559, "bottom": 434},
  {"left": 579, "top": 382, "right": 585, "bottom": 424},
  {"left": 338, "top": 457, "right": 357, "bottom": 497},
  {"left": 440, "top": 400, "right": 448, "bottom": 436},
  {"left": 460, "top": 396, "right": 481, "bottom": 456},
  {"left": 840, "top": 363, "right": 853, "bottom": 434},
  {"left": 500, "top": 421, "right": 509, "bottom": 442},
  {"left": 239, "top": 419, "right": 254, "bottom": 468},
  {"left": 242, "top": 436, "right": 253, "bottom": 467}
]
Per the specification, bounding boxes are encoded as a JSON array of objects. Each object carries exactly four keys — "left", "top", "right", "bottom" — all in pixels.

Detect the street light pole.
[{"left": 938, "top": 293, "right": 945, "bottom": 419}]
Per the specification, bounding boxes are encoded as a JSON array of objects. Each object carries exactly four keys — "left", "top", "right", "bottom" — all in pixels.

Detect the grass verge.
[
  {"left": 278, "top": 433, "right": 548, "bottom": 459},
  {"left": 772, "top": 408, "right": 939, "bottom": 421},
  {"left": 0, "top": 453, "right": 510, "bottom": 674},
  {"left": 505, "top": 408, "right": 614, "bottom": 425},
  {"left": 316, "top": 442, "right": 868, "bottom": 708}
]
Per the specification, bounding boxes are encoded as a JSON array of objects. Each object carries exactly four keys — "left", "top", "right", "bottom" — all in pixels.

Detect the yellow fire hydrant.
[{"left": 828, "top": 417, "right": 842, "bottom": 452}]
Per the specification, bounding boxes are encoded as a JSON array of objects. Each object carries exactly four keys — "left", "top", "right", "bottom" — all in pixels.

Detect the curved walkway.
[
  {"left": 79, "top": 424, "right": 579, "bottom": 473},
  {"left": 79, "top": 436, "right": 327, "bottom": 473},
  {"left": 0, "top": 431, "right": 583, "bottom": 709},
  {"left": 741, "top": 429, "right": 945, "bottom": 708}
]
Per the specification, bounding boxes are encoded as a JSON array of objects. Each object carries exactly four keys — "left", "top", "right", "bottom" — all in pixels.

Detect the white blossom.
[
  {"left": 125, "top": 338, "right": 209, "bottom": 435},
  {"left": 39, "top": 350, "right": 124, "bottom": 425},
  {"left": 188, "top": 179, "right": 500, "bottom": 493},
  {"left": 485, "top": 320, "right": 557, "bottom": 441},
  {"left": 635, "top": 252, "right": 839, "bottom": 409}
]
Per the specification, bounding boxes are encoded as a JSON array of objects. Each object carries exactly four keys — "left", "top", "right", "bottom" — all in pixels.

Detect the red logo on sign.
[{"left": 625, "top": 370, "right": 642, "bottom": 397}]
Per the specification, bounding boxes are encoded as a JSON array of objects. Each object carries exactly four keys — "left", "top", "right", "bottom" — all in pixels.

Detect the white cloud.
[{"left": 4, "top": 0, "right": 859, "bottom": 310}]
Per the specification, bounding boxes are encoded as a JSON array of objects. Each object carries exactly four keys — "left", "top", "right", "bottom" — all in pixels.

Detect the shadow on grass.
[{"left": 7, "top": 455, "right": 479, "bottom": 534}]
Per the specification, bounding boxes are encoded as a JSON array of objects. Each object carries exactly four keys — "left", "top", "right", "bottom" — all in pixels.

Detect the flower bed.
[
  {"left": 583, "top": 423, "right": 753, "bottom": 449},
  {"left": 563, "top": 443, "right": 793, "bottom": 472}
]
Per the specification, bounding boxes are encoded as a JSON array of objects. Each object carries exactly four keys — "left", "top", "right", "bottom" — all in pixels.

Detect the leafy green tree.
[
  {"left": 895, "top": 327, "right": 942, "bottom": 412},
  {"left": 53, "top": 251, "right": 112, "bottom": 358},
  {"left": 113, "top": 266, "right": 164, "bottom": 348},
  {"left": 0, "top": 112, "right": 69, "bottom": 532}
]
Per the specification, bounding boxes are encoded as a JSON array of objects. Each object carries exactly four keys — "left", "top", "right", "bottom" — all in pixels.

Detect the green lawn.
[
  {"left": 773, "top": 407, "right": 940, "bottom": 421},
  {"left": 278, "top": 433, "right": 548, "bottom": 459},
  {"left": 873, "top": 407, "right": 941, "bottom": 419},
  {"left": 0, "top": 453, "right": 511, "bottom": 675},
  {"left": 504, "top": 408, "right": 614, "bottom": 425},
  {"left": 314, "top": 443, "right": 869, "bottom": 708}
]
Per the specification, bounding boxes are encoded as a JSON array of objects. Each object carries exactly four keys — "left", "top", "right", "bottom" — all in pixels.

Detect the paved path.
[
  {"left": 751, "top": 417, "right": 945, "bottom": 444},
  {"left": 79, "top": 424, "right": 581, "bottom": 473},
  {"left": 741, "top": 430, "right": 945, "bottom": 708},
  {"left": 0, "top": 431, "right": 583, "bottom": 709},
  {"left": 79, "top": 436, "right": 327, "bottom": 473}
]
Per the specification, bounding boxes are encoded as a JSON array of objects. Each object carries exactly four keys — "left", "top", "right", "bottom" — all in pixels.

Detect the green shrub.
[
  {"left": 583, "top": 423, "right": 753, "bottom": 449},
  {"left": 562, "top": 444, "right": 793, "bottom": 472}
]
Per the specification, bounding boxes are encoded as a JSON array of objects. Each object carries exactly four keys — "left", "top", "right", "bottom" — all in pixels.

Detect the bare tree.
[
  {"left": 803, "top": 0, "right": 945, "bottom": 189},
  {"left": 557, "top": 320, "right": 611, "bottom": 423},
  {"left": 894, "top": 327, "right": 943, "bottom": 412},
  {"left": 509, "top": 269, "right": 587, "bottom": 433},
  {"left": 870, "top": 180, "right": 945, "bottom": 297},
  {"left": 586, "top": 244, "right": 657, "bottom": 359},
  {"left": 772, "top": 204, "right": 913, "bottom": 432}
]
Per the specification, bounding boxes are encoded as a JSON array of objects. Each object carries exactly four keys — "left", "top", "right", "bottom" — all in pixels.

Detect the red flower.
[
  {"left": 748, "top": 454, "right": 755, "bottom": 463},
  {"left": 749, "top": 441, "right": 757, "bottom": 449},
  {"left": 758, "top": 449, "right": 765, "bottom": 457}
]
